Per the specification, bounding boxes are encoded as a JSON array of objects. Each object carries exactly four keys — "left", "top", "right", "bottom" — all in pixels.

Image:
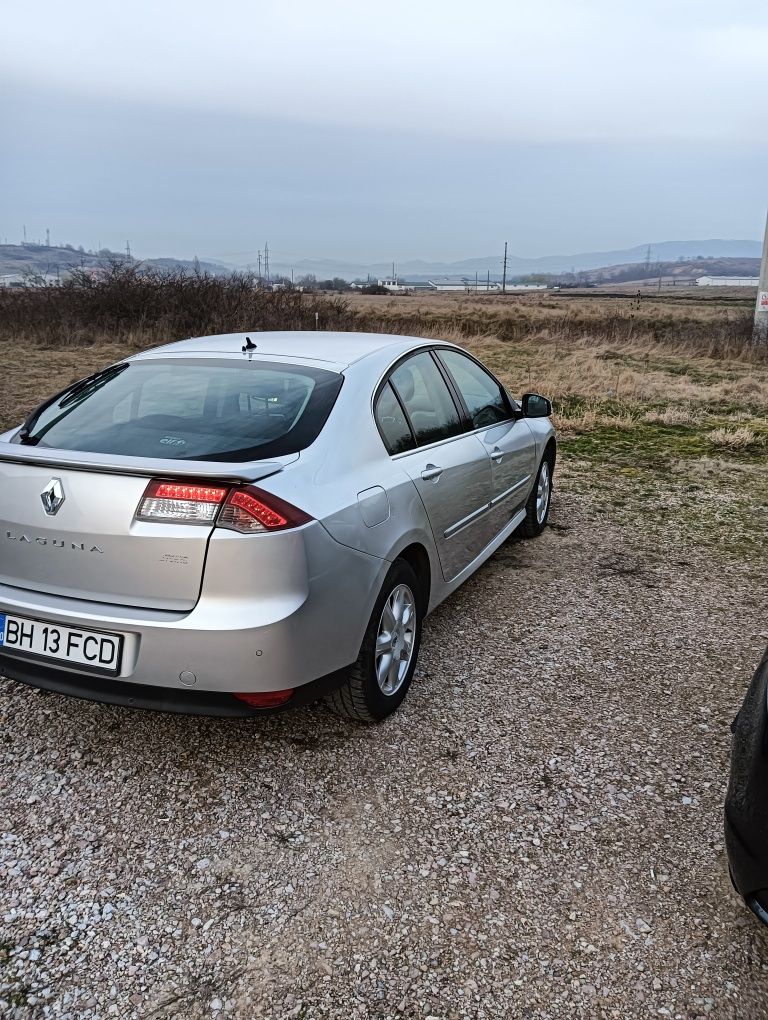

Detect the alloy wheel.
[
  {"left": 536, "top": 461, "right": 551, "bottom": 524},
  {"left": 375, "top": 583, "right": 416, "bottom": 695}
]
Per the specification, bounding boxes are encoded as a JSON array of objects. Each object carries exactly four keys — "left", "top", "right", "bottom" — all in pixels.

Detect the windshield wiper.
[
  {"left": 58, "top": 363, "right": 130, "bottom": 407},
  {"left": 17, "top": 363, "right": 130, "bottom": 445}
]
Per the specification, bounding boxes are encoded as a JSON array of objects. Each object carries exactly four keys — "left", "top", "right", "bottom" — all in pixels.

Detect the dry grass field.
[{"left": 2, "top": 282, "right": 765, "bottom": 556}]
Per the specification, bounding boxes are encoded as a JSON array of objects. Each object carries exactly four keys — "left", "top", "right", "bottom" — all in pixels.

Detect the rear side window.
[
  {"left": 437, "top": 350, "right": 510, "bottom": 428},
  {"left": 374, "top": 382, "right": 416, "bottom": 455},
  {"left": 390, "top": 352, "right": 463, "bottom": 447},
  {"left": 19, "top": 359, "right": 343, "bottom": 462}
]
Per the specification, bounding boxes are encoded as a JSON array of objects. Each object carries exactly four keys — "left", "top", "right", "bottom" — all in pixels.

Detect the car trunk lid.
[{"left": 0, "top": 448, "right": 285, "bottom": 611}]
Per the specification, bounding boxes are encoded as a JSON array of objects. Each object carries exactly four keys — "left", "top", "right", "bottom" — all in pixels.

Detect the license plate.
[{"left": 0, "top": 613, "right": 123, "bottom": 675}]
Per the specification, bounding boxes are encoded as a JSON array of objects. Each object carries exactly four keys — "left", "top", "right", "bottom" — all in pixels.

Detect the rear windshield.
[{"left": 19, "top": 359, "right": 343, "bottom": 462}]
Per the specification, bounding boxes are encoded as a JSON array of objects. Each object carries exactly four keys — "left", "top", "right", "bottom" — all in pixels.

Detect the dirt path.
[{"left": 2, "top": 483, "right": 768, "bottom": 1019}]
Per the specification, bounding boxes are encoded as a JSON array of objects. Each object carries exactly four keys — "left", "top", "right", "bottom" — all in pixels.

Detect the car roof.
[{"left": 137, "top": 331, "right": 444, "bottom": 371}]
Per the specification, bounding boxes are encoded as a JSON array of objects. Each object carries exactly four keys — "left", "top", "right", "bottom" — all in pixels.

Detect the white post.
[{"left": 754, "top": 211, "right": 768, "bottom": 345}]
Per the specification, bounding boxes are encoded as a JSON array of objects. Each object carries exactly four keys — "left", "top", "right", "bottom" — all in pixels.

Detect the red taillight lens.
[
  {"left": 152, "top": 483, "right": 229, "bottom": 503},
  {"left": 229, "top": 491, "right": 287, "bottom": 529},
  {"left": 218, "top": 485, "right": 312, "bottom": 534},
  {"left": 136, "top": 479, "right": 229, "bottom": 524},
  {"left": 135, "top": 480, "right": 311, "bottom": 532},
  {"left": 234, "top": 689, "right": 294, "bottom": 708}
]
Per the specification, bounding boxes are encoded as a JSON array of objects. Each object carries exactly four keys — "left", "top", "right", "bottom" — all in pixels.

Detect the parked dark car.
[{"left": 725, "top": 647, "right": 768, "bottom": 924}]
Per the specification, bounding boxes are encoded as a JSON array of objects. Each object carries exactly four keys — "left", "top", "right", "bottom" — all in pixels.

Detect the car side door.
[
  {"left": 435, "top": 349, "right": 537, "bottom": 533},
  {"left": 375, "top": 350, "right": 495, "bottom": 583}
]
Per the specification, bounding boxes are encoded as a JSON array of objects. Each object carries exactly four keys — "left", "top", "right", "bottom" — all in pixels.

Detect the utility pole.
[
  {"left": 754, "top": 210, "right": 768, "bottom": 345},
  {"left": 264, "top": 241, "right": 270, "bottom": 282},
  {"left": 126, "top": 240, "right": 131, "bottom": 260},
  {"left": 22, "top": 224, "right": 27, "bottom": 244},
  {"left": 502, "top": 242, "right": 508, "bottom": 294},
  {"left": 486, "top": 269, "right": 490, "bottom": 291},
  {"left": 45, "top": 228, "right": 50, "bottom": 248}
]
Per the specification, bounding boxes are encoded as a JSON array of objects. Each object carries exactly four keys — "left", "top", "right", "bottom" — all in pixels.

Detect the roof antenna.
[{"left": 242, "top": 336, "right": 257, "bottom": 352}]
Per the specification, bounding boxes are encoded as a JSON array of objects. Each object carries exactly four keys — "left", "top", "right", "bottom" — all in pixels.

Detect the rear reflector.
[
  {"left": 233, "top": 689, "right": 294, "bottom": 708},
  {"left": 136, "top": 479, "right": 229, "bottom": 524}
]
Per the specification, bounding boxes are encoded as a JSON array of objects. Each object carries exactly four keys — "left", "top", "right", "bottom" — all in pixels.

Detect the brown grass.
[
  {"left": 707, "top": 426, "right": 764, "bottom": 450},
  {"left": 1, "top": 268, "right": 767, "bottom": 442},
  {"left": 344, "top": 289, "right": 760, "bottom": 361},
  {"left": 0, "top": 264, "right": 761, "bottom": 361}
]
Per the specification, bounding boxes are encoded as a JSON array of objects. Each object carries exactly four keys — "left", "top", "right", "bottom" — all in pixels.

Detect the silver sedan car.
[{"left": 0, "top": 331, "right": 555, "bottom": 721}]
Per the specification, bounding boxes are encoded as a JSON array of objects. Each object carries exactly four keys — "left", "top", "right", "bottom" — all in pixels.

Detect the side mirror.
[{"left": 521, "top": 392, "right": 552, "bottom": 418}]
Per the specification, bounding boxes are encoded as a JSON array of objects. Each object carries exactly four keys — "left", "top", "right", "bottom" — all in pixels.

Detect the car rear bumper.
[
  {"left": 725, "top": 648, "right": 768, "bottom": 923},
  {"left": 0, "top": 654, "right": 350, "bottom": 716},
  {"left": 0, "top": 521, "right": 389, "bottom": 699}
]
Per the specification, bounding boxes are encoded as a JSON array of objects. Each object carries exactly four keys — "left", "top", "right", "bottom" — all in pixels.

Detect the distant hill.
[
  {"left": 577, "top": 256, "right": 760, "bottom": 286},
  {"left": 266, "top": 239, "right": 763, "bottom": 282},
  {"left": 0, "top": 239, "right": 761, "bottom": 286},
  {"left": 0, "top": 244, "right": 228, "bottom": 280}
]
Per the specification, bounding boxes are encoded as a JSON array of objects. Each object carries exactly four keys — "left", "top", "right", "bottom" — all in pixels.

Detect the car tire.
[
  {"left": 325, "top": 559, "right": 423, "bottom": 723},
  {"left": 518, "top": 453, "right": 553, "bottom": 538}
]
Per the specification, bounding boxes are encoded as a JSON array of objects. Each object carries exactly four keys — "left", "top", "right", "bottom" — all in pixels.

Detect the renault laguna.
[{"left": 0, "top": 332, "right": 555, "bottom": 721}]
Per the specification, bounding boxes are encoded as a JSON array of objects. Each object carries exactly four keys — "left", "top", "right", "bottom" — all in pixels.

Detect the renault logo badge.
[{"left": 40, "top": 478, "right": 65, "bottom": 516}]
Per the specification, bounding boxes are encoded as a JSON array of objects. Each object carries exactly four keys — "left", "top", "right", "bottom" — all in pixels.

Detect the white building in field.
[
  {"left": 377, "top": 278, "right": 408, "bottom": 293},
  {"left": 696, "top": 276, "right": 759, "bottom": 287},
  {"left": 426, "top": 280, "right": 546, "bottom": 292},
  {"left": 427, "top": 280, "right": 491, "bottom": 292}
]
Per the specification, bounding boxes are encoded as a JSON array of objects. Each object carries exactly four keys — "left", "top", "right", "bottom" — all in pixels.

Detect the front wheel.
[
  {"left": 325, "top": 559, "right": 422, "bottom": 722},
  {"left": 518, "top": 455, "right": 553, "bottom": 538}
]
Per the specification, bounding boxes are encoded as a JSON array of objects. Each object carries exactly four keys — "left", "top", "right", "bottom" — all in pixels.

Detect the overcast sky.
[{"left": 2, "top": 0, "right": 767, "bottom": 263}]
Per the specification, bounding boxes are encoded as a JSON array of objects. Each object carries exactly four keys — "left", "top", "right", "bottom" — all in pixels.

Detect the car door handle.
[
  {"left": 490, "top": 447, "right": 504, "bottom": 462},
  {"left": 421, "top": 464, "right": 443, "bottom": 481}
]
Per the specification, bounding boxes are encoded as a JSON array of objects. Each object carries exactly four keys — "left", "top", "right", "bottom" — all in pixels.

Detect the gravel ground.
[{"left": 2, "top": 481, "right": 768, "bottom": 1019}]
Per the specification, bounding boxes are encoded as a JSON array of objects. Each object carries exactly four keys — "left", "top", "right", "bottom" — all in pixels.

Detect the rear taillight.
[
  {"left": 218, "top": 485, "right": 312, "bottom": 534},
  {"left": 136, "top": 480, "right": 228, "bottom": 524},
  {"left": 135, "top": 480, "right": 311, "bottom": 532}
]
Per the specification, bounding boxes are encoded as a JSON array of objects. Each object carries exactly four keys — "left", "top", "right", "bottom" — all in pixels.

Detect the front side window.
[
  {"left": 18, "top": 359, "right": 343, "bottom": 462},
  {"left": 390, "top": 352, "right": 463, "bottom": 447},
  {"left": 438, "top": 350, "right": 510, "bottom": 429}
]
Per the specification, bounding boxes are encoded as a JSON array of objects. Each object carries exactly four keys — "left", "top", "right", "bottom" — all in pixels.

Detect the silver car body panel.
[
  {"left": 0, "top": 331, "right": 555, "bottom": 700},
  {"left": 394, "top": 434, "right": 495, "bottom": 582}
]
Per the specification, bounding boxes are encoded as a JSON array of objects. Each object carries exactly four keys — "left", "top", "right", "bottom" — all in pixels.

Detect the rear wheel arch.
[
  {"left": 325, "top": 557, "right": 423, "bottom": 722},
  {"left": 394, "top": 542, "right": 431, "bottom": 612}
]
